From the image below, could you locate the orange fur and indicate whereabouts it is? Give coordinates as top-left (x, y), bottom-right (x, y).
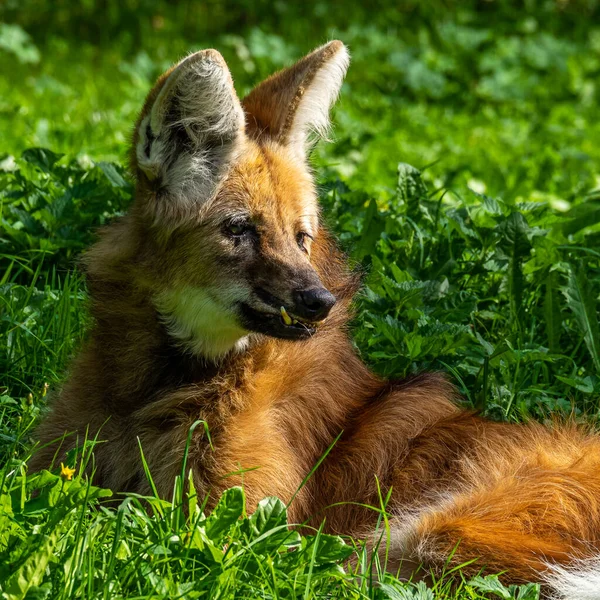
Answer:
top-left (30, 43), bottom-right (600, 592)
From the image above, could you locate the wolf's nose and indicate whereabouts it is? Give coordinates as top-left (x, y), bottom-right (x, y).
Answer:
top-left (293, 287), bottom-right (336, 321)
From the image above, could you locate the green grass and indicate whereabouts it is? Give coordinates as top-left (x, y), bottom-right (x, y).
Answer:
top-left (1, 1), bottom-right (600, 597)
top-left (0, 457), bottom-right (541, 599)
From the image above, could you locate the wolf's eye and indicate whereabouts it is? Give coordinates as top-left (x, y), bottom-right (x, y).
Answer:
top-left (296, 231), bottom-right (312, 253)
top-left (224, 220), bottom-right (252, 238)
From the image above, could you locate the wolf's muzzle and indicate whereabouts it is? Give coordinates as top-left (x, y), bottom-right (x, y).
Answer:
top-left (292, 287), bottom-right (336, 321)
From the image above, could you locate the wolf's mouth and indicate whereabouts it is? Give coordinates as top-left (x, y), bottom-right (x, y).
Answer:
top-left (278, 305), bottom-right (321, 328)
top-left (238, 303), bottom-right (321, 340)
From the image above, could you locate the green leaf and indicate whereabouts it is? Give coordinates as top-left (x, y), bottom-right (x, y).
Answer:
top-left (561, 262), bottom-right (600, 373)
top-left (562, 201), bottom-right (600, 236)
top-left (544, 270), bottom-right (562, 354)
top-left (556, 375), bottom-right (596, 394)
top-left (353, 198), bottom-right (385, 259)
top-left (468, 575), bottom-right (512, 598)
top-left (512, 582), bottom-right (541, 600)
top-left (21, 148), bottom-right (64, 172)
top-left (0, 23), bottom-right (40, 64)
top-left (248, 496), bottom-right (287, 535)
top-left (497, 212), bottom-right (531, 332)
top-left (380, 581), bottom-right (435, 599)
top-left (303, 533), bottom-right (352, 566)
top-left (2, 532), bottom-right (57, 599)
top-left (97, 161), bottom-right (128, 189)
top-left (397, 162), bottom-right (427, 219)
top-left (204, 486), bottom-right (244, 542)
top-left (245, 496), bottom-right (299, 554)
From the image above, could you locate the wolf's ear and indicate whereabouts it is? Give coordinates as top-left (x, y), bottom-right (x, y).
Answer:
top-left (242, 41), bottom-right (349, 160)
top-left (133, 50), bottom-right (245, 216)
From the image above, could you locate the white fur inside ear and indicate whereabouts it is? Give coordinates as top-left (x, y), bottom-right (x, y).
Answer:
top-left (287, 44), bottom-right (350, 158)
top-left (136, 51), bottom-right (245, 217)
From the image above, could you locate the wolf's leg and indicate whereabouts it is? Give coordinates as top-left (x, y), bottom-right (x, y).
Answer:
top-left (307, 373), bottom-right (459, 532)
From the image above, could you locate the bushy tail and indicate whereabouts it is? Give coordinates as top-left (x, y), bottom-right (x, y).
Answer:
top-left (544, 558), bottom-right (600, 600)
top-left (386, 424), bottom-right (600, 587)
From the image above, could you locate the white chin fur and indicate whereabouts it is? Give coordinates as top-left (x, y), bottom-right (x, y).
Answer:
top-left (154, 286), bottom-right (253, 361)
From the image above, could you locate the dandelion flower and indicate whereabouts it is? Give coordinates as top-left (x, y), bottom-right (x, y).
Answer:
top-left (60, 463), bottom-right (76, 481)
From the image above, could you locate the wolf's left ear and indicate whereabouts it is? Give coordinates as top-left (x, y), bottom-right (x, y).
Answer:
top-left (133, 49), bottom-right (245, 219)
top-left (242, 41), bottom-right (349, 159)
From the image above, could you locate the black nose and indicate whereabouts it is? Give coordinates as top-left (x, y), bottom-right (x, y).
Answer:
top-left (293, 287), bottom-right (336, 321)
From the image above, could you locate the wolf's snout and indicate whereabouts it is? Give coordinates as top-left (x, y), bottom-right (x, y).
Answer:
top-left (293, 287), bottom-right (336, 321)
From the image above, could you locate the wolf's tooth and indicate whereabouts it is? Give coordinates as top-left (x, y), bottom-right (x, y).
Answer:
top-left (280, 306), bottom-right (293, 326)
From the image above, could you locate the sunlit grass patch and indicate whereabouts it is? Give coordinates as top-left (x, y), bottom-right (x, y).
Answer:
top-left (0, 443), bottom-right (540, 599)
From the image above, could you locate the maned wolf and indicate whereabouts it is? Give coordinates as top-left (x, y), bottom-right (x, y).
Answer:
top-left (31, 42), bottom-right (600, 597)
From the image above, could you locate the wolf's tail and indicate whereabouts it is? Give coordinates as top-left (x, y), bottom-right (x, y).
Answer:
top-left (384, 424), bottom-right (600, 594)
top-left (544, 558), bottom-right (600, 600)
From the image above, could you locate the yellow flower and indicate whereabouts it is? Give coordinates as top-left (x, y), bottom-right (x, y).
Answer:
top-left (60, 463), bottom-right (76, 481)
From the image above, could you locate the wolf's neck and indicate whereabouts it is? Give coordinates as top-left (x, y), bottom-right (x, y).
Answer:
top-left (87, 281), bottom-right (257, 413)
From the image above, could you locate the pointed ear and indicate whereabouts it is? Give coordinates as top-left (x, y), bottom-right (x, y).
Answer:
top-left (242, 41), bottom-right (349, 159)
top-left (133, 50), bottom-right (245, 218)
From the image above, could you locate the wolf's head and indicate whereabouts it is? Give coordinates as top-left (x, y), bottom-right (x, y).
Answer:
top-left (125, 42), bottom-right (350, 360)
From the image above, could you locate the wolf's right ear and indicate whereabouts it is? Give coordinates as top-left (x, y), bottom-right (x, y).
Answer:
top-left (242, 41), bottom-right (349, 161)
top-left (133, 50), bottom-right (245, 218)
